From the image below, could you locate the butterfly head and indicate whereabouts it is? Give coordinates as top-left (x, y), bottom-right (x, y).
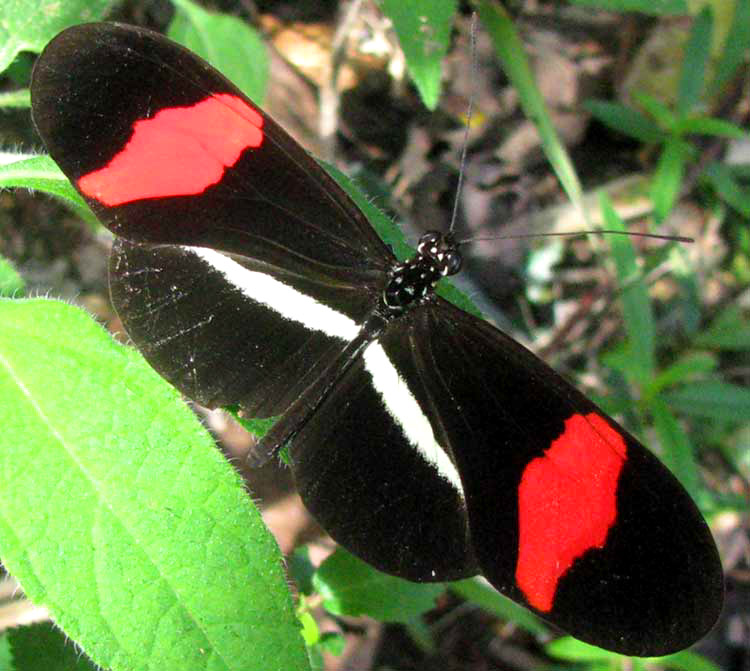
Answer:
top-left (383, 231), bottom-right (462, 313)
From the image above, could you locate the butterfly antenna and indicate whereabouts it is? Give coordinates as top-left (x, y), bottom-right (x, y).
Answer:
top-left (457, 229), bottom-right (694, 244)
top-left (449, 13), bottom-right (478, 237)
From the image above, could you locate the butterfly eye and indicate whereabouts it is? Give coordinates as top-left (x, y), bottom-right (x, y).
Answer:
top-left (442, 250), bottom-right (462, 276)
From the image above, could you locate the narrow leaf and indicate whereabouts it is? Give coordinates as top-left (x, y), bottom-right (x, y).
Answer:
top-left (584, 100), bottom-right (664, 143)
top-left (380, 0), bottom-right (456, 110)
top-left (664, 380), bottom-right (750, 421)
top-left (674, 116), bottom-right (748, 139)
top-left (649, 398), bottom-right (700, 497)
top-left (650, 137), bottom-right (691, 223)
top-left (709, 0), bottom-right (750, 95)
top-left (677, 6), bottom-right (713, 116)
top-left (565, 0), bottom-right (688, 14)
top-left (478, 1), bottom-right (586, 221)
top-left (646, 352), bottom-right (717, 395)
top-left (693, 303), bottom-right (750, 350)
top-left (633, 91), bottom-right (677, 130)
top-left (703, 162), bottom-right (750, 218)
top-left (600, 193), bottom-right (655, 379)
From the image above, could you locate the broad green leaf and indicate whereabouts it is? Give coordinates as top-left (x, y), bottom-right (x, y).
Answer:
top-left (477, 1), bottom-right (586, 221)
top-left (650, 136), bottom-right (691, 223)
top-left (0, 0), bottom-right (113, 72)
top-left (0, 299), bottom-right (308, 671)
top-left (703, 162), bottom-right (750, 218)
top-left (674, 116), bottom-right (748, 139)
top-left (450, 578), bottom-right (548, 636)
top-left (664, 380), bottom-right (750, 421)
top-left (584, 100), bottom-right (664, 143)
top-left (649, 398), bottom-right (699, 497)
top-left (314, 550), bottom-right (443, 623)
top-left (168, 0), bottom-right (269, 103)
top-left (566, 0), bottom-right (688, 14)
top-left (709, 0), bottom-right (750, 95)
top-left (379, 0), bottom-right (456, 110)
top-left (8, 622), bottom-right (99, 671)
top-left (0, 154), bottom-right (94, 224)
top-left (694, 303), bottom-right (750, 350)
top-left (0, 257), bottom-right (24, 296)
top-left (600, 193), bottom-right (655, 379)
top-left (676, 6), bottom-right (712, 117)
top-left (0, 88), bottom-right (30, 108)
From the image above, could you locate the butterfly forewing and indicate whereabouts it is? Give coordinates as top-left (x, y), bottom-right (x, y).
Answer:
top-left (30, 21), bottom-right (724, 657)
top-left (30, 22), bottom-right (391, 270)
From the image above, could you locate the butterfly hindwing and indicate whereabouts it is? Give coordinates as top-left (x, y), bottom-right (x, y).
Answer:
top-left (366, 299), bottom-right (723, 655)
top-left (110, 239), bottom-right (371, 417)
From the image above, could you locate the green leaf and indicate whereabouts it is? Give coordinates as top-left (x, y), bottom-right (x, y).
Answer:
top-left (709, 0), bottom-right (750, 95)
top-left (450, 578), bottom-right (548, 636)
top-left (584, 100), bottom-right (664, 143)
top-left (0, 256), bottom-right (24, 297)
top-left (664, 380), bottom-right (750, 421)
top-left (676, 6), bottom-right (712, 117)
top-left (0, 88), bottom-right (30, 108)
top-left (674, 116), bottom-right (748, 139)
top-left (600, 193), bottom-right (655, 379)
top-left (313, 549), bottom-right (443, 623)
top-left (650, 136), bottom-right (691, 223)
top-left (0, 299), bottom-right (308, 671)
top-left (545, 635), bottom-right (621, 661)
top-left (0, 635), bottom-right (12, 671)
top-left (478, 1), bottom-right (586, 221)
top-left (703, 162), bottom-right (750, 218)
top-left (168, 0), bottom-right (269, 103)
top-left (565, 0), bottom-right (688, 15)
top-left (658, 650), bottom-right (723, 671)
top-left (8, 622), bottom-right (99, 671)
top-left (379, 0), bottom-right (456, 110)
top-left (649, 398), bottom-right (699, 497)
top-left (0, 154), bottom-right (95, 224)
top-left (694, 303), bottom-right (750, 350)
top-left (0, 0), bottom-right (114, 72)
top-left (633, 91), bottom-right (677, 129)
top-left (646, 352), bottom-right (717, 395)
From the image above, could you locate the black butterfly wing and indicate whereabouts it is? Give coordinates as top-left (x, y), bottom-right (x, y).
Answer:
top-left (288, 296), bottom-right (723, 656)
top-left (32, 22), bottom-right (394, 418)
top-left (31, 22), bottom-right (391, 273)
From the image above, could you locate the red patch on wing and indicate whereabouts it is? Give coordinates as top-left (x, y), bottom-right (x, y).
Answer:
top-left (78, 93), bottom-right (263, 206)
top-left (515, 412), bottom-right (627, 612)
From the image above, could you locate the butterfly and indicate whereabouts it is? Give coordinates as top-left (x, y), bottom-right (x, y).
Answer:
top-left (30, 21), bottom-right (723, 656)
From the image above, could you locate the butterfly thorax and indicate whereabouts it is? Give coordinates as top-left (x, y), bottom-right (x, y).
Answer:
top-left (383, 231), bottom-right (462, 313)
